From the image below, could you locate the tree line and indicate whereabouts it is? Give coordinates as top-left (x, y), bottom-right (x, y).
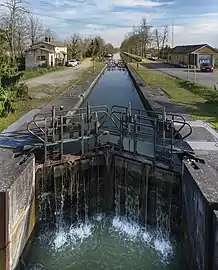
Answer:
top-left (67, 33), bottom-right (114, 61)
top-left (120, 18), bottom-right (171, 59)
top-left (0, 0), bottom-right (114, 118)
top-left (0, 0), bottom-right (114, 62)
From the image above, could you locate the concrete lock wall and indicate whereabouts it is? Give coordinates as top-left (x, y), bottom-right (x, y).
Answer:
top-left (213, 211), bottom-right (218, 270)
top-left (182, 163), bottom-right (218, 270)
top-left (0, 156), bottom-right (36, 270)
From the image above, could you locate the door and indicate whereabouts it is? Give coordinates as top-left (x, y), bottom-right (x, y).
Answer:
top-left (51, 55), bottom-right (54, 67)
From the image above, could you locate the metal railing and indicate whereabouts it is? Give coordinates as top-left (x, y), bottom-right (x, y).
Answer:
top-left (27, 103), bottom-right (193, 165)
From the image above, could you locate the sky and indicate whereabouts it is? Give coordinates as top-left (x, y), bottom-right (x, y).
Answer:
top-left (3, 0), bottom-right (218, 47)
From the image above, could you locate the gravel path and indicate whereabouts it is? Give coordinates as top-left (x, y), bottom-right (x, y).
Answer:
top-left (24, 59), bottom-right (92, 88)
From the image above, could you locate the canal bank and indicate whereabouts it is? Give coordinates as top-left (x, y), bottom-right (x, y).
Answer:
top-left (126, 63), bottom-right (218, 270)
top-left (22, 62), bottom-right (188, 270)
top-left (0, 63), bottom-right (107, 270)
top-left (0, 55), bottom-right (217, 270)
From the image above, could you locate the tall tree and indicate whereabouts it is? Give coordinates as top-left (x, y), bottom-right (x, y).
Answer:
top-left (26, 12), bottom-right (44, 45)
top-left (0, 0), bottom-right (29, 59)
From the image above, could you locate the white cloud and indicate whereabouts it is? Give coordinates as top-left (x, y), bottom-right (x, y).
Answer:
top-left (169, 17), bottom-right (218, 47)
top-left (27, 0), bottom-right (218, 47)
top-left (112, 0), bottom-right (173, 7)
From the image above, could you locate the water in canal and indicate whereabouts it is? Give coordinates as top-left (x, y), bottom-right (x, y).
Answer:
top-left (23, 63), bottom-right (189, 270)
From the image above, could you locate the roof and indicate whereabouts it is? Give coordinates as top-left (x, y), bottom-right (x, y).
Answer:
top-left (171, 44), bottom-right (218, 54)
top-left (25, 47), bottom-right (54, 53)
top-left (31, 41), bottom-right (67, 48)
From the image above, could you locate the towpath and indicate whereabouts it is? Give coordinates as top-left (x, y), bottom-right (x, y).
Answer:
top-left (24, 59), bottom-right (92, 89)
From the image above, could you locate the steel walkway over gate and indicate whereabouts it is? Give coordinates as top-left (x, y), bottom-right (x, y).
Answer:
top-left (26, 103), bottom-right (193, 167)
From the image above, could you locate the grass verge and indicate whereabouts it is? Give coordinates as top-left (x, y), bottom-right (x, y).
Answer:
top-left (131, 63), bottom-right (218, 128)
top-left (0, 61), bottom-right (104, 131)
top-left (20, 66), bottom-right (68, 80)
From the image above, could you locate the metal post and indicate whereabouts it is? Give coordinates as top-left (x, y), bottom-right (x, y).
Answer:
top-left (51, 105), bottom-right (56, 142)
top-left (120, 113), bottom-right (124, 151)
top-left (162, 107), bottom-right (166, 145)
top-left (194, 65), bottom-right (196, 83)
top-left (187, 54), bottom-right (189, 81)
top-left (60, 115), bottom-right (64, 159)
top-left (86, 102), bottom-right (91, 123)
top-left (81, 114), bottom-right (85, 154)
top-left (170, 120), bottom-right (174, 168)
top-left (44, 118), bottom-right (47, 163)
top-left (133, 115), bottom-right (137, 155)
top-left (153, 118), bottom-right (157, 167)
top-left (95, 112), bottom-right (99, 147)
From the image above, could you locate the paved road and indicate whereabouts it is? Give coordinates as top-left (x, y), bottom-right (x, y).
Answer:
top-left (25, 59), bottom-right (91, 88)
top-left (143, 61), bottom-right (218, 89)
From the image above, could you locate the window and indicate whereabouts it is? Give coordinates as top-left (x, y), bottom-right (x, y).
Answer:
top-left (37, 56), bottom-right (46, 61)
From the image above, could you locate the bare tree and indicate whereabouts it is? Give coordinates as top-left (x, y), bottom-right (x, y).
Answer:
top-left (68, 33), bottom-right (83, 59)
top-left (15, 15), bottom-right (27, 56)
top-left (44, 28), bottom-right (56, 42)
top-left (154, 29), bottom-right (161, 56)
top-left (138, 18), bottom-right (153, 57)
top-left (26, 12), bottom-right (44, 45)
top-left (161, 25), bottom-right (168, 58)
top-left (0, 0), bottom-right (29, 59)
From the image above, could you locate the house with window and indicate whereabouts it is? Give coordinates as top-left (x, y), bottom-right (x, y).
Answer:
top-left (24, 38), bottom-right (67, 70)
top-left (167, 44), bottom-right (218, 68)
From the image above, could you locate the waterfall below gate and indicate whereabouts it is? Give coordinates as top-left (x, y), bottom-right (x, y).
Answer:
top-left (22, 153), bottom-right (188, 270)
top-left (20, 61), bottom-right (191, 270)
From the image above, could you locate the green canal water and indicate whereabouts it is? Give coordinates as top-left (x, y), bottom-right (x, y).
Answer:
top-left (23, 58), bottom-right (190, 269)
top-left (25, 215), bottom-right (188, 270)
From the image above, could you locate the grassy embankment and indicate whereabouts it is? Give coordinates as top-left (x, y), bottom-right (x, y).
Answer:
top-left (0, 61), bottom-right (103, 131)
top-left (131, 63), bottom-right (218, 128)
top-left (21, 66), bottom-right (67, 80)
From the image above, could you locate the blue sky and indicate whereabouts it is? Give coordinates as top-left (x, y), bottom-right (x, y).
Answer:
top-left (8, 0), bottom-right (218, 46)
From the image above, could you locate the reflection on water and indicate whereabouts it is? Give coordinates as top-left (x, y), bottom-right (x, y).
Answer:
top-left (24, 215), bottom-right (187, 270)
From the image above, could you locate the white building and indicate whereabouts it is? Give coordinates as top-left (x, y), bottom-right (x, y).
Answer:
top-left (24, 38), bottom-right (67, 70)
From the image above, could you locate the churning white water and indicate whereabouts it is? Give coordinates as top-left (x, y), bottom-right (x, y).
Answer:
top-left (25, 214), bottom-right (186, 270)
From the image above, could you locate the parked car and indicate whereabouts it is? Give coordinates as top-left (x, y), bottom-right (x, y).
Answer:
top-left (200, 63), bottom-right (214, 72)
top-left (174, 61), bottom-right (187, 68)
top-left (67, 59), bottom-right (78, 67)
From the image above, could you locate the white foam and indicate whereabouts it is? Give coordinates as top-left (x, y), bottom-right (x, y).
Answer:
top-left (93, 213), bottom-right (104, 221)
top-left (153, 236), bottom-right (173, 260)
top-left (112, 216), bottom-right (173, 262)
top-left (70, 223), bottom-right (93, 244)
top-left (142, 231), bottom-right (152, 244)
top-left (54, 228), bottom-right (68, 250)
top-left (112, 217), bottom-right (140, 239)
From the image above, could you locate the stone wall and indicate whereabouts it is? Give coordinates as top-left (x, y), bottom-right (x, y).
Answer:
top-left (213, 211), bottom-right (218, 270)
top-left (182, 162), bottom-right (218, 270)
top-left (0, 155), bottom-right (35, 270)
top-left (182, 163), bottom-right (207, 270)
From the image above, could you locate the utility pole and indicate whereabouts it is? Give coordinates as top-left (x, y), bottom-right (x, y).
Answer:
top-left (194, 54), bottom-right (196, 83)
top-left (187, 53), bottom-right (190, 81)
top-left (171, 22), bottom-right (174, 48)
